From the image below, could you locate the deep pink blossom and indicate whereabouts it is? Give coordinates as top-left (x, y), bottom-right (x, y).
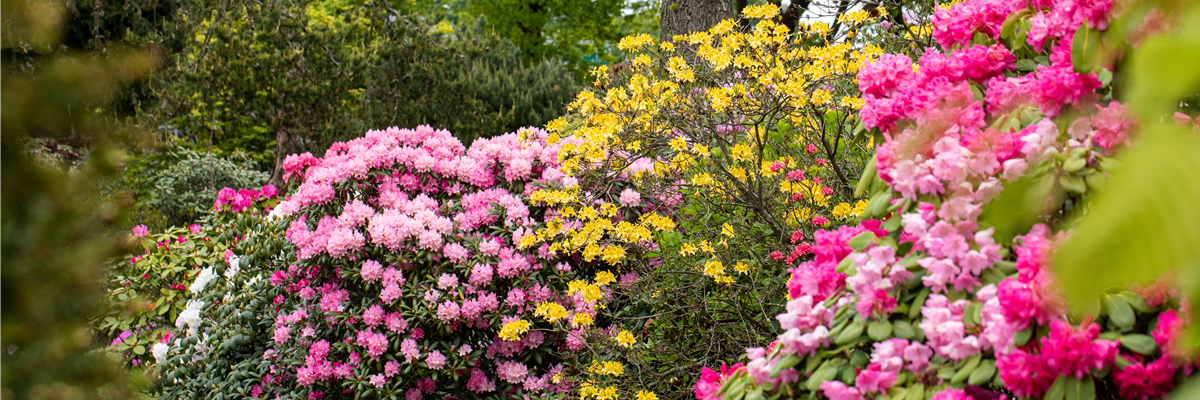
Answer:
top-left (1114, 356), bottom-right (1177, 400)
top-left (695, 363), bottom-right (743, 400)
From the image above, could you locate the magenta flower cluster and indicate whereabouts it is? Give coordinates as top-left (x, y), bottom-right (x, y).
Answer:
top-left (703, 1), bottom-right (1190, 399)
top-left (214, 184), bottom-right (278, 212)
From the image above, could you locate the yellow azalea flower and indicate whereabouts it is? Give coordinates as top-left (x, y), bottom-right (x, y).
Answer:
top-left (703, 259), bottom-right (725, 277)
top-left (832, 202), bottom-right (854, 220)
top-left (721, 223), bottom-right (736, 238)
top-left (691, 173), bottom-right (715, 186)
top-left (617, 33), bottom-right (655, 51)
top-left (615, 330), bottom-right (636, 347)
top-left (595, 270), bottom-right (617, 286)
top-left (596, 386), bottom-right (618, 400)
top-left (535, 302), bottom-right (568, 323)
top-left (731, 143), bottom-right (753, 161)
top-left (742, 3), bottom-right (780, 19)
top-left (729, 166), bottom-right (748, 182)
top-left (637, 390), bottom-right (659, 400)
top-left (498, 319), bottom-right (531, 342)
top-left (668, 137), bottom-right (688, 152)
top-left (572, 313), bottom-right (594, 327)
top-left (735, 261), bottom-right (751, 274)
top-left (667, 56), bottom-right (695, 82)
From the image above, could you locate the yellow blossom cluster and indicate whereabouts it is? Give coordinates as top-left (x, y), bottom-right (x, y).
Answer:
top-left (579, 382), bottom-right (619, 400)
top-left (498, 319), bottom-right (531, 342)
top-left (636, 390), bottom-right (659, 400)
top-left (534, 301), bottom-right (568, 323)
top-left (588, 361), bottom-right (625, 376)
top-left (615, 330), bottom-right (636, 347)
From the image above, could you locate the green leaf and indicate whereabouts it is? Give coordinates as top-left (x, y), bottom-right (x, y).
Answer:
top-left (1072, 22), bottom-right (1103, 73)
top-left (968, 362), bottom-right (997, 385)
top-left (908, 289), bottom-right (929, 319)
top-left (806, 363), bottom-right (840, 391)
top-left (951, 354), bottom-right (981, 383)
top-left (1169, 376), bottom-right (1200, 400)
top-left (1117, 291), bottom-right (1153, 313)
top-left (1103, 294), bottom-right (1136, 329)
top-left (1098, 68), bottom-right (1113, 87)
top-left (980, 174), bottom-right (1060, 245)
top-left (1063, 157), bottom-right (1087, 173)
top-left (1120, 334), bottom-right (1158, 355)
top-left (1127, 16), bottom-right (1200, 117)
top-left (1045, 375), bottom-right (1068, 400)
top-left (1015, 58), bottom-right (1038, 71)
top-left (770, 354), bottom-right (803, 377)
top-left (868, 320), bottom-right (893, 341)
top-left (1059, 174), bottom-right (1087, 194)
top-left (1000, 12), bottom-right (1022, 40)
top-left (893, 320), bottom-right (916, 339)
top-left (1066, 375), bottom-right (1096, 400)
top-left (905, 384), bottom-right (924, 400)
top-left (834, 321), bottom-right (864, 345)
top-left (856, 157), bottom-right (878, 197)
top-left (864, 191), bottom-right (892, 218)
top-left (848, 232), bottom-right (876, 251)
top-left (1014, 327), bottom-right (1033, 346)
top-left (1055, 130), bottom-right (1200, 309)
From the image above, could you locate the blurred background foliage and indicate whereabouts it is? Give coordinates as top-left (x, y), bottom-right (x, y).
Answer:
top-left (1, 0), bottom-right (151, 398)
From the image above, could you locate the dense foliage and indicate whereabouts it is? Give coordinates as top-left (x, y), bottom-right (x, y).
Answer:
top-left (27, 1), bottom-right (1200, 400)
top-left (102, 144), bottom-right (270, 229)
top-left (95, 185), bottom-right (279, 369)
top-left (142, 0), bottom-right (579, 172)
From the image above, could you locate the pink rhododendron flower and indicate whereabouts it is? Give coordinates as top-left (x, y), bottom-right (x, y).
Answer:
top-left (930, 388), bottom-right (973, 400)
top-left (997, 350), bottom-right (1057, 398)
top-left (820, 381), bottom-right (864, 400)
top-left (496, 361), bottom-right (529, 384)
top-left (695, 363), bottom-right (744, 400)
top-left (1115, 356), bottom-right (1177, 400)
top-left (1040, 319), bottom-right (1118, 378)
top-left (618, 188), bottom-right (642, 207)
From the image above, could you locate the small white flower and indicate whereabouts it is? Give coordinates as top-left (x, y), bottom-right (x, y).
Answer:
top-left (152, 342), bottom-right (170, 364)
top-left (175, 300), bottom-right (204, 335)
top-left (189, 267), bottom-right (215, 294)
top-left (224, 255), bottom-right (241, 279)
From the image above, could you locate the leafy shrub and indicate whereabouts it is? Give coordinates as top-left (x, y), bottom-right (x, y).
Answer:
top-left (104, 144), bottom-right (269, 230)
top-left (149, 210), bottom-right (293, 399)
top-left (95, 185), bottom-right (279, 368)
top-left (706, 1), bottom-right (1194, 399)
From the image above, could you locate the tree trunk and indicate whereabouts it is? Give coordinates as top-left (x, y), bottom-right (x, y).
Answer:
top-left (660, 0), bottom-right (734, 41)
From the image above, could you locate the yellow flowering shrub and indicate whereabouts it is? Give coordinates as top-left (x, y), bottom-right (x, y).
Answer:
top-left (536, 3), bottom-right (927, 398)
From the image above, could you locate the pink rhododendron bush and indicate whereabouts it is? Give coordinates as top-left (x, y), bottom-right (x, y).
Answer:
top-left (225, 125), bottom-right (627, 398)
top-left (700, 1), bottom-right (1195, 400)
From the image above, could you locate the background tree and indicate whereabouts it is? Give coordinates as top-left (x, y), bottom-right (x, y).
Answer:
top-left (660, 0), bottom-right (733, 40)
